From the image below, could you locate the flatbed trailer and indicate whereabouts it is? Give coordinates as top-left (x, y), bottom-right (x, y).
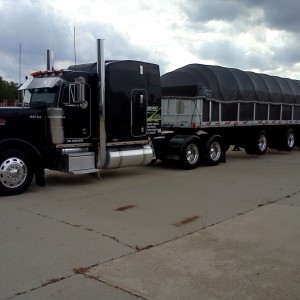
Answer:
top-left (152, 64), bottom-right (300, 167)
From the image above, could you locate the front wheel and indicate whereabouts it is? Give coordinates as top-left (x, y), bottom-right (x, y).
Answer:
top-left (0, 150), bottom-right (34, 196)
top-left (180, 142), bottom-right (200, 170)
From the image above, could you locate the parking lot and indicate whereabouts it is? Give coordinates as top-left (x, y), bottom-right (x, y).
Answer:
top-left (1, 149), bottom-right (300, 299)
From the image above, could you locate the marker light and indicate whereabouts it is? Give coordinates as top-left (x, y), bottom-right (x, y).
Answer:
top-left (30, 69), bottom-right (64, 77)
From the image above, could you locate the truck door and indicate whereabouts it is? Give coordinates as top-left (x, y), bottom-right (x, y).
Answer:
top-left (131, 89), bottom-right (147, 137)
top-left (60, 79), bottom-right (92, 143)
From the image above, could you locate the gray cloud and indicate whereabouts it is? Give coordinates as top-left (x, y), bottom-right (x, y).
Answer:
top-left (182, 0), bottom-right (300, 31)
top-left (260, 0), bottom-right (300, 32)
top-left (181, 0), bottom-right (252, 23)
top-left (0, 0), bottom-right (71, 81)
top-left (272, 43), bottom-right (300, 67)
top-left (191, 39), bottom-right (275, 71)
top-left (0, 0), bottom-right (168, 82)
top-left (73, 24), bottom-right (167, 68)
top-left (181, 0), bottom-right (300, 76)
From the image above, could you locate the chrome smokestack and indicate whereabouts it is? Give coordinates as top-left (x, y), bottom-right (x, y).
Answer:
top-left (46, 49), bottom-right (54, 70)
top-left (97, 39), bottom-right (106, 168)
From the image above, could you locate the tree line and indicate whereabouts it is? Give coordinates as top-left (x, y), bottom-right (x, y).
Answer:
top-left (0, 76), bottom-right (19, 101)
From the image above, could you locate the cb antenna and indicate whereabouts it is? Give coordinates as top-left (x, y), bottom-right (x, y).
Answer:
top-left (74, 26), bottom-right (77, 67)
top-left (19, 43), bottom-right (21, 85)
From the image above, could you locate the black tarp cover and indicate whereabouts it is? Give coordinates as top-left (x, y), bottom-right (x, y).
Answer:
top-left (161, 64), bottom-right (300, 104)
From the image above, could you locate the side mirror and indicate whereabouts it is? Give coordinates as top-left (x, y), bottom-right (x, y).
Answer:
top-left (75, 77), bottom-right (88, 109)
top-left (61, 78), bottom-right (89, 109)
top-left (76, 84), bottom-right (85, 102)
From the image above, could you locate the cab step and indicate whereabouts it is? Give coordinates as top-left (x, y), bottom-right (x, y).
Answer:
top-left (62, 151), bottom-right (99, 174)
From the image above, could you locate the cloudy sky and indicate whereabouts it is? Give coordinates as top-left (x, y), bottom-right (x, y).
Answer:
top-left (1, 0), bottom-right (300, 83)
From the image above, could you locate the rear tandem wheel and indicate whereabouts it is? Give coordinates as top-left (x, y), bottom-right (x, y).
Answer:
top-left (277, 128), bottom-right (295, 152)
top-left (245, 131), bottom-right (268, 155)
top-left (205, 137), bottom-right (223, 166)
top-left (180, 141), bottom-right (200, 170)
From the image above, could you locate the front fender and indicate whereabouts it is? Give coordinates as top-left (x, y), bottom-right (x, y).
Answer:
top-left (0, 138), bottom-right (42, 167)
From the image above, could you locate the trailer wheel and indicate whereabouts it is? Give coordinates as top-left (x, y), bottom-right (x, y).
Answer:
top-left (0, 150), bottom-right (34, 196)
top-left (277, 128), bottom-right (295, 152)
top-left (205, 138), bottom-right (223, 166)
top-left (245, 131), bottom-right (268, 155)
top-left (181, 141), bottom-right (200, 170)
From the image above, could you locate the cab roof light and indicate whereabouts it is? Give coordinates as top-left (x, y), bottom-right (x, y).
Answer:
top-left (30, 69), bottom-right (64, 77)
top-left (30, 71), bottom-right (42, 77)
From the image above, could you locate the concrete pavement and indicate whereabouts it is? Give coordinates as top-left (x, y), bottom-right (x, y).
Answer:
top-left (1, 149), bottom-right (300, 299)
top-left (87, 202), bottom-right (300, 299)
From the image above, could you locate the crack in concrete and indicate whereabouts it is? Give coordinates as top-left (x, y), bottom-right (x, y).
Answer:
top-left (87, 276), bottom-right (149, 300)
top-left (19, 208), bottom-right (164, 251)
top-left (256, 190), bottom-right (300, 208)
top-left (18, 208), bottom-right (134, 250)
top-left (4, 275), bottom-right (73, 300)
top-left (73, 267), bottom-right (148, 299)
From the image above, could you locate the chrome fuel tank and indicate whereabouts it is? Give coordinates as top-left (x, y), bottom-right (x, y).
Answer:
top-left (104, 144), bottom-right (154, 169)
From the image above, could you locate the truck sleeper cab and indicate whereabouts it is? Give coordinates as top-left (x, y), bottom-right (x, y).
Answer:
top-left (0, 56), bottom-right (162, 195)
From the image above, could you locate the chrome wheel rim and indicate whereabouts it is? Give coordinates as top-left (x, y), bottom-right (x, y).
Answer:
top-left (258, 135), bottom-right (267, 152)
top-left (0, 157), bottom-right (27, 188)
top-left (287, 132), bottom-right (295, 148)
top-left (186, 144), bottom-right (199, 165)
top-left (210, 141), bottom-right (221, 162)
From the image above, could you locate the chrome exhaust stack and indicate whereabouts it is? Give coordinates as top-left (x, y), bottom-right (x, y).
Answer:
top-left (97, 39), bottom-right (107, 168)
top-left (46, 49), bottom-right (54, 70)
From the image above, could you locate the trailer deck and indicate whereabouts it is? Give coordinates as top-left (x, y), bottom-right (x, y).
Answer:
top-left (162, 96), bottom-right (300, 129)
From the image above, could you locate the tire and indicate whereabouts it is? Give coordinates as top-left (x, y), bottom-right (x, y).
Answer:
top-left (245, 131), bottom-right (268, 155)
top-left (0, 150), bottom-right (34, 196)
top-left (180, 141), bottom-right (200, 170)
top-left (205, 138), bottom-right (223, 166)
top-left (277, 128), bottom-right (295, 152)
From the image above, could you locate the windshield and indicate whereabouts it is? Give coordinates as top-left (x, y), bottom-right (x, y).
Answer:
top-left (22, 87), bottom-right (58, 106)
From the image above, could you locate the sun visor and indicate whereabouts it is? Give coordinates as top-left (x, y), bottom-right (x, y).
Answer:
top-left (18, 77), bottom-right (64, 90)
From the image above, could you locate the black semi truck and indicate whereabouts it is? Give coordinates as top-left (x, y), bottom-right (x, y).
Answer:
top-left (0, 39), bottom-right (300, 195)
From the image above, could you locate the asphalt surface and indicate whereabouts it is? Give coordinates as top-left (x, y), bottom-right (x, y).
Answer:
top-left (1, 149), bottom-right (300, 299)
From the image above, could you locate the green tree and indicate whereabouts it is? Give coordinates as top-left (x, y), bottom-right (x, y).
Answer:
top-left (0, 76), bottom-right (18, 101)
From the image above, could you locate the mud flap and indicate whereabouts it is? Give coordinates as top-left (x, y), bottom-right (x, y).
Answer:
top-left (35, 168), bottom-right (45, 187)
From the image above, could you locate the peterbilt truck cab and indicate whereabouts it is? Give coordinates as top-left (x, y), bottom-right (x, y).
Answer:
top-left (0, 55), bottom-right (162, 195)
